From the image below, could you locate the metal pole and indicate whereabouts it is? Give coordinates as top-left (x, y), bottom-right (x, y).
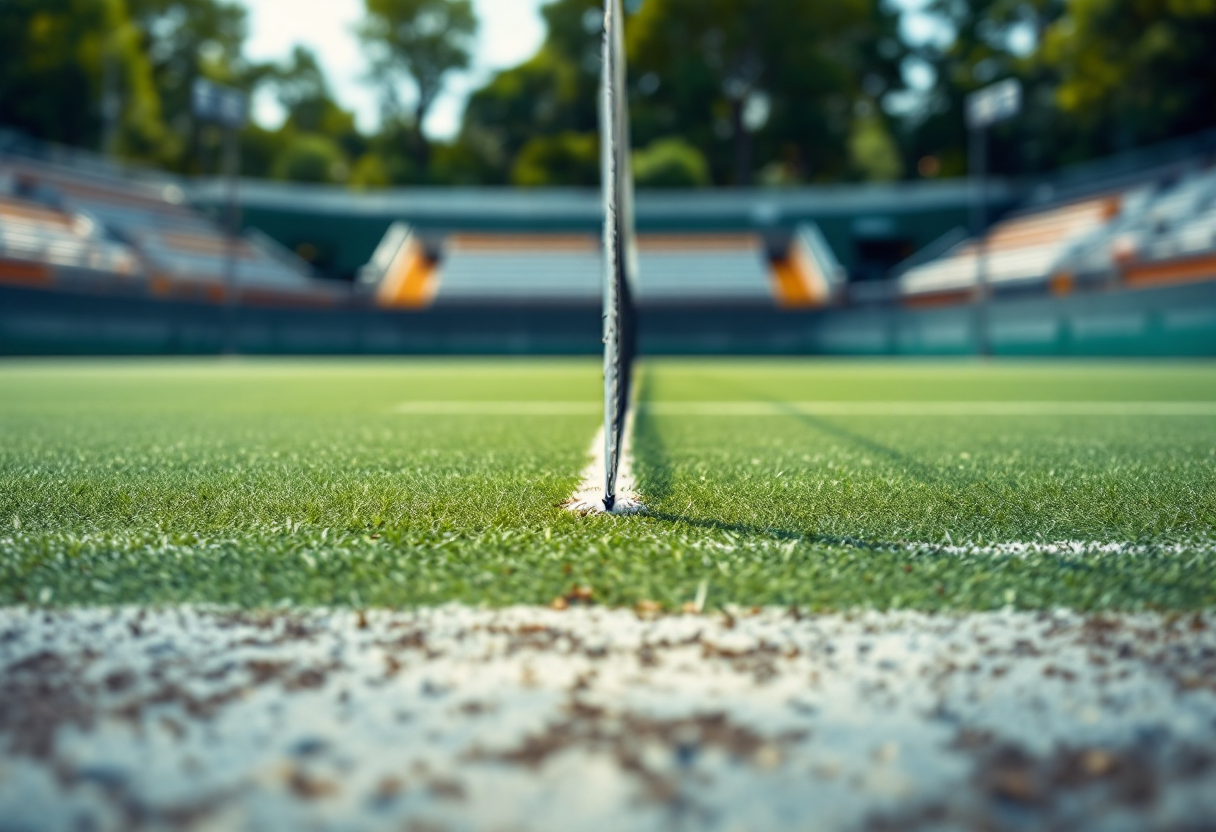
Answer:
top-left (971, 124), bottom-right (990, 357)
top-left (102, 39), bottom-right (120, 158)
top-left (222, 125), bottom-right (241, 354)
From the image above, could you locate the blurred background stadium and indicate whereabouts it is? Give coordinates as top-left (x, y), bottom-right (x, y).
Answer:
top-left (1, 0), bottom-right (1215, 356)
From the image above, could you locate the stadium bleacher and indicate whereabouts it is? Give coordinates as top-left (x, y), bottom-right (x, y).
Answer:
top-left (2, 124), bottom-right (1214, 359)
top-left (436, 235), bottom-right (600, 304)
top-left (897, 197), bottom-right (1118, 299)
top-left (634, 235), bottom-right (775, 304)
top-left (356, 226), bottom-right (842, 309)
top-left (431, 233), bottom-right (776, 305)
top-left (0, 192), bottom-right (138, 277)
top-left (0, 146), bottom-right (336, 303)
top-left (898, 163), bottom-right (1216, 302)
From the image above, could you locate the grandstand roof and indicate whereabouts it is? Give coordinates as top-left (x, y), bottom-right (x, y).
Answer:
top-left (189, 179), bottom-right (1003, 233)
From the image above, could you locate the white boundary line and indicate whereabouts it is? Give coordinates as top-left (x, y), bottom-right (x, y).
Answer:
top-left (394, 401), bottom-right (1216, 417)
top-left (564, 401), bottom-right (645, 516)
top-left (909, 539), bottom-right (1216, 557)
top-left (394, 401), bottom-right (599, 415)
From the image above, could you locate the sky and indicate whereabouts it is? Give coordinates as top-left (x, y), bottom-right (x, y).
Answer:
top-left (243, 0), bottom-right (943, 140)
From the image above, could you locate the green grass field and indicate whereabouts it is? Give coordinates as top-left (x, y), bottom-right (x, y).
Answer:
top-left (2, 358), bottom-right (1214, 611)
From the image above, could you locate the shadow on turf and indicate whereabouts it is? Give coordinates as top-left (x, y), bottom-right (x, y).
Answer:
top-left (712, 372), bottom-right (954, 487)
top-left (631, 377), bottom-right (901, 553)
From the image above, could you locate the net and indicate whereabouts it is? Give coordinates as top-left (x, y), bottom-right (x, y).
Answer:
top-left (600, 0), bottom-right (638, 513)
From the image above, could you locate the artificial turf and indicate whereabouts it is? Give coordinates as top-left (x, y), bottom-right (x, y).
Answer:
top-left (1, 358), bottom-right (1214, 611)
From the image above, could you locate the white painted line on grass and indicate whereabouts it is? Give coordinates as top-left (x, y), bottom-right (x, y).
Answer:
top-left (565, 402), bottom-right (645, 516)
top-left (395, 401), bottom-right (599, 415)
top-left (902, 539), bottom-right (1216, 558)
top-left (395, 401), bottom-right (1216, 417)
top-left (645, 401), bottom-right (1216, 417)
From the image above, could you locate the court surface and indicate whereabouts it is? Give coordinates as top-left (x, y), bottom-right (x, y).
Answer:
top-left (2, 358), bottom-right (1215, 831)
top-left (2, 358), bottom-right (1214, 610)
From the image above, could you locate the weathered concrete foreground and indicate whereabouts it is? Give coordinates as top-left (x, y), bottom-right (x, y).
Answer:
top-left (1, 606), bottom-right (1214, 831)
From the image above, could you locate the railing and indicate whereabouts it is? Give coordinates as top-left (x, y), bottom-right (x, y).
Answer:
top-left (793, 222), bottom-right (847, 297)
top-left (890, 227), bottom-right (969, 281)
top-left (244, 227), bottom-right (325, 283)
top-left (0, 129), bottom-right (176, 193)
top-left (357, 221), bottom-right (413, 290)
top-left (1027, 128), bottom-right (1216, 206)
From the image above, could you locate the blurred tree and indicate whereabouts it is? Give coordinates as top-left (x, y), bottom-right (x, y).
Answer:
top-left (272, 133), bottom-right (349, 183)
top-left (263, 46), bottom-right (366, 183)
top-left (274, 48), bottom-right (356, 139)
top-left (627, 0), bottom-right (897, 185)
top-left (511, 131), bottom-right (599, 187)
top-left (535, 0), bottom-right (605, 130)
top-left (903, 0), bottom-right (1066, 177)
top-left (349, 118), bottom-right (423, 185)
top-left (428, 137), bottom-right (501, 185)
top-left (239, 123), bottom-right (284, 181)
top-left (902, 0), bottom-right (1216, 177)
top-left (633, 137), bottom-right (711, 187)
top-left (126, 0), bottom-right (261, 172)
top-left (457, 0), bottom-right (601, 185)
top-left (0, 0), bottom-right (166, 156)
top-left (849, 108), bottom-right (904, 181)
top-left (349, 151), bottom-right (393, 188)
top-left (359, 0), bottom-right (477, 171)
top-left (461, 53), bottom-right (582, 185)
top-left (1041, 0), bottom-right (1216, 155)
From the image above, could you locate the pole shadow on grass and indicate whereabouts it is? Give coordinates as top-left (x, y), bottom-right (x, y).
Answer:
top-left (707, 371), bottom-right (958, 488)
top-left (631, 373), bottom-right (674, 503)
top-left (631, 370), bottom-right (902, 553)
top-left (627, 371), bottom-right (1191, 591)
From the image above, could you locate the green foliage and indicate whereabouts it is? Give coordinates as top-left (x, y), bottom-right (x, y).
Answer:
top-left (272, 133), bottom-right (349, 184)
top-left (1041, 0), bottom-right (1216, 152)
top-left (3, 0), bottom-right (1212, 188)
top-left (354, 118), bottom-right (424, 184)
top-left (460, 0), bottom-right (908, 186)
top-left (457, 0), bottom-right (602, 186)
top-left (905, 0), bottom-right (1216, 177)
top-left (258, 46), bottom-right (365, 185)
top-left (627, 0), bottom-right (900, 185)
top-left (633, 137), bottom-right (711, 188)
top-left (360, 0), bottom-right (477, 169)
top-left (0, 0), bottom-right (165, 155)
top-left (273, 47), bottom-right (359, 145)
top-left (1, 360), bottom-right (1215, 612)
top-left (462, 53), bottom-right (586, 185)
top-left (512, 132), bottom-right (599, 187)
top-left (349, 152), bottom-right (393, 189)
top-left (849, 110), bottom-right (904, 181)
top-left (127, 0), bottom-right (256, 172)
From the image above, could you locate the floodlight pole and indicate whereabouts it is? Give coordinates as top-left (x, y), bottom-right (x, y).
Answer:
top-left (101, 36), bottom-right (121, 158)
top-left (194, 78), bottom-right (248, 356)
top-left (222, 123), bottom-right (241, 355)
top-left (970, 122), bottom-right (990, 357)
top-left (965, 78), bottom-right (1020, 359)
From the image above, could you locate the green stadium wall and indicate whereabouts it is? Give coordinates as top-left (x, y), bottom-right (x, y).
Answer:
top-left (2, 281), bottom-right (1214, 357)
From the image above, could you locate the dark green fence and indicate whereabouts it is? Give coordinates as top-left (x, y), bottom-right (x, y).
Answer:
top-left (2, 281), bottom-right (1214, 357)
